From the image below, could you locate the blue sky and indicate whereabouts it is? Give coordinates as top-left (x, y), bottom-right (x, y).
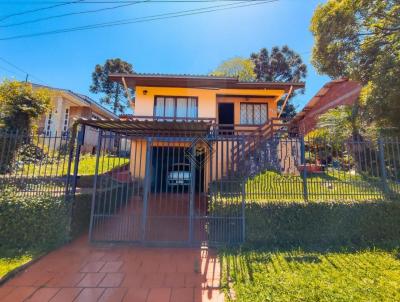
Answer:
top-left (0, 0), bottom-right (330, 112)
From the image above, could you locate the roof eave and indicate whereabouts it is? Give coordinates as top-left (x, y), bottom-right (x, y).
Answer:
top-left (109, 73), bottom-right (305, 92)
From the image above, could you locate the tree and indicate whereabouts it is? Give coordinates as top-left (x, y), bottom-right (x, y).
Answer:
top-left (310, 0), bottom-right (400, 130)
top-left (313, 106), bottom-right (355, 143)
top-left (0, 80), bottom-right (51, 132)
top-left (309, 105), bottom-right (377, 143)
top-left (250, 46), bottom-right (307, 119)
top-left (210, 57), bottom-right (256, 81)
top-left (0, 80), bottom-right (52, 173)
top-left (90, 58), bottom-right (134, 114)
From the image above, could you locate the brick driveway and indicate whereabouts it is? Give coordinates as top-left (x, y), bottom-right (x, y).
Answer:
top-left (0, 236), bottom-right (224, 302)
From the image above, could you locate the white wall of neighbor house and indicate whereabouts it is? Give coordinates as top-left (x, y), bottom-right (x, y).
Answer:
top-left (44, 96), bottom-right (71, 135)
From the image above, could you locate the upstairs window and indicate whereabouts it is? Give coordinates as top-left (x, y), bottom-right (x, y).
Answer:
top-left (154, 96), bottom-right (198, 118)
top-left (240, 103), bottom-right (268, 125)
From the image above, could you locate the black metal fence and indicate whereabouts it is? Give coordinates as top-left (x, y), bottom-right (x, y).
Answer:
top-left (236, 135), bottom-right (400, 202)
top-left (0, 131), bottom-right (74, 197)
top-left (2, 126), bottom-right (400, 247)
top-left (1, 129), bottom-right (400, 204)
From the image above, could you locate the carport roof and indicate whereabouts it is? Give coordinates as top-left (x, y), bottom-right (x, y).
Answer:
top-left (77, 116), bottom-right (215, 137)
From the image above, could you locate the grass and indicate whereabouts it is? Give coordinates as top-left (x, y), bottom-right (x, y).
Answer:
top-left (245, 170), bottom-right (390, 202)
top-left (0, 248), bottom-right (43, 279)
top-left (221, 247), bottom-right (400, 302)
top-left (19, 154), bottom-right (129, 177)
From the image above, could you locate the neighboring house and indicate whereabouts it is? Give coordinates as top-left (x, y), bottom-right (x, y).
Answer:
top-left (291, 78), bottom-right (362, 135)
top-left (32, 83), bottom-right (118, 153)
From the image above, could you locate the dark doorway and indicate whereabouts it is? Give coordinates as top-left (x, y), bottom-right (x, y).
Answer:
top-left (218, 103), bottom-right (234, 125)
top-left (218, 103), bottom-right (234, 134)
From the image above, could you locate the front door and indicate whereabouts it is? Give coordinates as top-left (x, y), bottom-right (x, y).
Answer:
top-left (218, 103), bottom-right (234, 134)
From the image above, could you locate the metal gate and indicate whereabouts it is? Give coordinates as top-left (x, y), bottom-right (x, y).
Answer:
top-left (85, 120), bottom-right (246, 247)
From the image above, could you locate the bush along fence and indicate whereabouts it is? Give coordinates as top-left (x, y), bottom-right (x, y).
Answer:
top-left (0, 128), bottom-right (127, 249)
top-left (245, 200), bottom-right (400, 248)
top-left (0, 129), bottom-right (88, 250)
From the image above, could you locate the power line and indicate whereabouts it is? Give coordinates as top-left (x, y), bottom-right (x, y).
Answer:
top-left (0, 0), bottom-right (278, 40)
top-left (0, 0), bottom-right (85, 22)
top-left (0, 64), bottom-right (19, 76)
top-left (0, 0), bottom-right (148, 27)
top-left (0, 0), bottom-right (271, 26)
top-left (0, 57), bottom-right (49, 85)
top-left (0, 0), bottom-right (267, 3)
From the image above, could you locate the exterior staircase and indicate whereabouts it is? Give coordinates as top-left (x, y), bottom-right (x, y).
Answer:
top-left (229, 118), bottom-right (301, 179)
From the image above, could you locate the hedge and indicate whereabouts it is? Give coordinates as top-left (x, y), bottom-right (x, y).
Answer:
top-left (245, 200), bottom-right (400, 248)
top-left (70, 194), bottom-right (92, 239)
top-left (0, 191), bottom-right (92, 250)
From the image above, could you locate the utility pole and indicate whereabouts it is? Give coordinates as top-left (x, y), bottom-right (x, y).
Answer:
top-left (25, 74), bottom-right (29, 83)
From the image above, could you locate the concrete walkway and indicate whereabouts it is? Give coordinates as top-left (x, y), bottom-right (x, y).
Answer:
top-left (0, 236), bottom-right (224, 302)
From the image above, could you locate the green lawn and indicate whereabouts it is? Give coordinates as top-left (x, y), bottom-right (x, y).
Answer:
top-left (0, 248), bottom-right (43, 279)
top-left (20, 154), bottom-right (129, 177)
top-left (246, 170), bottom-right (389, 202)
top-left (221, 248), bottom-right (400, 302)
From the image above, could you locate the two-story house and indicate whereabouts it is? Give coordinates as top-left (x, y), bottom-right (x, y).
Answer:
top-left (106, 73), bottom-right (304, 184)
top-left (80, 73), bottom-right (305, 244)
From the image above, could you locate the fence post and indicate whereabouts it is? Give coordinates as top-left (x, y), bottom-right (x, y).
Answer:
top-left (241, 179), bottom-right (246, 243)
top-left (300, 136), bottom-right (308, 202)
top-left (71, 125), bottom-right (85, 197)
top-left (88, 130), bottom-right (103, 242)
top-left (65, 127), bottom-right (77, 199)
top-left (378, 135), bottom-right (389, 195)
top-left (189, 144), bottom-right (196, 244)
top-left (141, 137), bottom-right (152, 242)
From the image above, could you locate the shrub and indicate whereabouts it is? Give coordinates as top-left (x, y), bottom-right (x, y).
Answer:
top-left (70, 194), bottom-right (92, 239)
top-left (0, 191), bottom-right (69, 249)
top-left (245, 200), bottom-right (400, 248)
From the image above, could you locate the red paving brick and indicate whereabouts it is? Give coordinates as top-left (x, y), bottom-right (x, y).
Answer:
top-left (77, 272), bottom-right (106, 287)
top-left (2, 286), bottom-right (37, 302)
top-left (0, 235), bottom-right (224, 301)
top-left (98, 287), bottom-right (127, 302)
top-left (123, 288), bottom-right (149, 302)
top-left (147, 288), bottom-right (171, 302)
top-left (171, 288), bottom-right (194, 302)
top-left (74, 288), bottom-right (105, 302)
top-left (25, 287), bottom-right (60, 302)
top-left (80, 261), bottom-right (106, 273)
top-left (49, 288), bottom-right (82, 302)
top-left (100, 261), bottom-right (124, 272)
top-left (46, 272), bottom-right (85, 287)
top-left (0, 286), bottom-right (14, 300)
top-left (164, 272), bottom-right (185, 287)
top-left (99, 273), bottom-right (125, 287)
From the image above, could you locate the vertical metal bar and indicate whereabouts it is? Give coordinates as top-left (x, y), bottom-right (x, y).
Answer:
top-left (71, 125), bottom-right (85, 197)
top-left (141, 137), bottom-right (152, 242)
top-left (300, 135), bottom-right (308, 202)
top-left (378, 135), bottom-right (389, 195)
top-left (241, 177), bottom-right (246, 243)
top-left (65, 126), bottom-right (77, 199)
top-left (88, 130), bottom-right (103, 242)
top-left (189, 143), bottom-right (196, 244)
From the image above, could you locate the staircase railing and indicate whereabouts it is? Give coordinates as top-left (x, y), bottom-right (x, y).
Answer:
top-left (230, 118), bottom-right (289, 165)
